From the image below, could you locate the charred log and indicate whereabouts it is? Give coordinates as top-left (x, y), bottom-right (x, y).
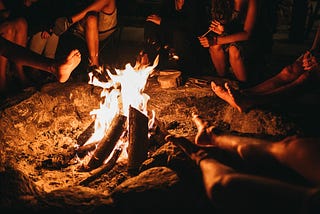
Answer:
top-left (86, 114), bottom-right (127, 170)
top-left (76, 121), bottom-right (95, 147)
top-left (76, 142), bottom-right (99, 158)
top-left (79, 146), bottom-right (123, 186)
top-left (127, 106), bottom-right (149, 175)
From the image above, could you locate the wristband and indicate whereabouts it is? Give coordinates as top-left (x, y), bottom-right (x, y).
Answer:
top-left (67, 16), bottom-right (73, 24)
top-left (209, 36), bottom-right (218, 46)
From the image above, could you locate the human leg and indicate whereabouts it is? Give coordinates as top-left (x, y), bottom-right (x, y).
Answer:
top-left (0, 56), bottom-right (7, 92)
top-left (10, 18), bottom-right (28, 85)
top-left (167, 134), bottom-right (317, 214)
top-left (0, 36), bottom-right (81, 83)
top-left (84, 13), bottom-right (99, 66)
top-left (0, 18), bottom-right (28, 90)
top-left (208, 45), bottom-right (227, 77)
top-left (243, 53), bottom-right (305, 95)
top-left (228, 45), bottom-right (247, 82)
top-left (193, 114), bottom-right (320, 185)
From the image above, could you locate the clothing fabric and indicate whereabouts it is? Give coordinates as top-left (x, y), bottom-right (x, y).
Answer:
top-left (72, 9), bottom-right (118, 42)
top-left (98, 9), bottom-right (117, 41)
top-left (29, 32), bottom-right (59, 59)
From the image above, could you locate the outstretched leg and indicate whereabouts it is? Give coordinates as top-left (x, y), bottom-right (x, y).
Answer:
top-left (168, 115), bottom-right (320, 214)
top-left (0, 36), bottom-right (81, 83)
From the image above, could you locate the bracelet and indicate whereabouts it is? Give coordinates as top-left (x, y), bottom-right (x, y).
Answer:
top-left (213, 36), bottom-right (218, 45)
top-left (67, 16), bottom-right (73, 24)
top-left (209, 36), bottom-right (218, 46)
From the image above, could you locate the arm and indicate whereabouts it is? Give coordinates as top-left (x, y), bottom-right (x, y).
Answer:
top-left (216, 0), bottom-right (257, 45)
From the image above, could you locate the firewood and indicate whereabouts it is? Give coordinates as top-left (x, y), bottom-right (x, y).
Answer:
top-left (76, 142), bottom-right (98, 158)
top-left (79, 146), bottom-right (123, 186)
top-left (127, 106), bottom-right (149, 175)
top-left (76, 121), bottom-right (95, 147)
top-left (86, 114), bottom-right (127, 170)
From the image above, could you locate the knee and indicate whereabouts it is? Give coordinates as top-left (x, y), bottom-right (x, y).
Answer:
top-left (0, 22), bottom-right (15, 39)
top-left (85, 13), bottom-right (98, 28)
top-left (209, 45), bottom-right (223, 53)
top-left (14, 18), bottom-right (28, 33)
top-left (228, 45), bottom-right (241, 62)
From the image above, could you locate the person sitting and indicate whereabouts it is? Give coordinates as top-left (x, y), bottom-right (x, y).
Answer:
top-left (53, 0), bottom-right (118, 72)
top-left (0, 36), bottom-right (81, 86)
top-left (167, 113), bottom-right (320, 214)
top-left (137, 0), bottom-right (209, 78)
top-left (210, 25), bottom-right (320, 113)
top-left (198, 0), bottom-right (268, 86)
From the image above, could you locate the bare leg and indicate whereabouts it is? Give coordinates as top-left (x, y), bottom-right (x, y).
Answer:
top-left (0, 36), bottom-right (81, 83)
top-left (85, 14), bottom-right (99, 66)
top-left (211, 81), bottom-right (252, 112)
top-left (0, 18), bottom-right (28, 90)
top-left (199, 158), bottom-right (316, 214)
top-left (193, 114), bottom-right (320, 185)
top-left (167, 133), bottom-right (318, 214)
top-left (0, 56), bottom-right (8, 92)
top-left (12, 18), bottom-right (28, 85)
top-left (209, 45), bottom-right (227, 77)
top-left (229, 45), bottom-right (247, 82)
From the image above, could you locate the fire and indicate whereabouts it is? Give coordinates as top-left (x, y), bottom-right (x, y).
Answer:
top-left (79, 56), bottom-right (159, 166)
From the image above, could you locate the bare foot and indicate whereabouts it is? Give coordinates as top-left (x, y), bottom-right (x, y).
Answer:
top-left (55, 49), bottom-right (81, 83)
top-left (211, 81), bottom-right (247, 113)
top-left (192, 113), bottom-right (216, 147)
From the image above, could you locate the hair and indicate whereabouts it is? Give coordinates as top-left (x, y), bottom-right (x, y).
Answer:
top-left (210, 0), bottom-right (234, 23)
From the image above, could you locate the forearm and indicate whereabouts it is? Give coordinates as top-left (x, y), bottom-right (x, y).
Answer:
top-left (216, 31), bottom-right (251, 45)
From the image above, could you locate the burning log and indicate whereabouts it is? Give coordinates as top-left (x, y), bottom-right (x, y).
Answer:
top-left (127, 106), bottom-right (149, 175)
top-left (86, 114), bottom-right (127, 170)
top-left (79, 145), bottom-right (123, 186)
top-left (76, 121), bottom-right (95, 147)
top-left (76, 142), bottom-right (98, 158)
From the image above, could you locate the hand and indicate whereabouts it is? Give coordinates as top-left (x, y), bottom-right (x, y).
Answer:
top-left (303, 51), bottom-right (319, 72)
top-left (146, 14), bottom-right (161, 25)
top-left (40, 31), bottom-right (51, 39)
top-left (52, 17), bottom-right (73, 36)
top-left (198, 36), bottom-right (217, 48)
top-left (198, 36), bottom-right (210, 48)
top-left (209, 20), bottom-right (224, 35)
